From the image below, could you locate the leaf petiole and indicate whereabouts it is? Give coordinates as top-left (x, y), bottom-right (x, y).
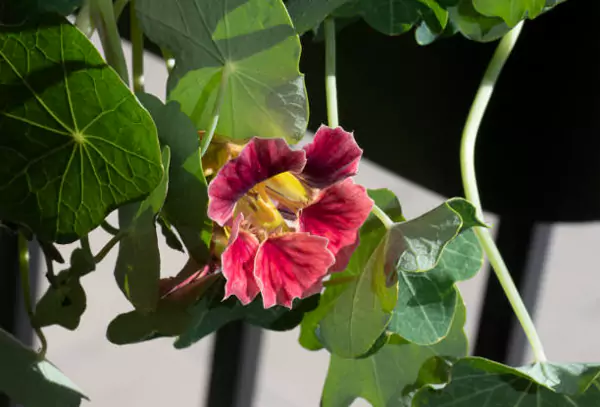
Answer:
top-left (130, 0), bottom-right (145, 94)
top-left (94, 231), bottom-right (125, 264)
top-left (100, 221), bottom-right (120, 236)
top-left (460, 22), bottom-right (547, 363)
top-left (371, 204), bottom-right (394, 229)
top-left (92, 0), bottom-right (129, 85)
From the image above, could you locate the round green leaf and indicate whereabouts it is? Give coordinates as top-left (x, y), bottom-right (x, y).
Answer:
top-left (414, 358), bottom-right (600, 406)
top-left (389, 230), bottom-right (483, 345)
top-left (0, 16), bottom-right (163, 243)
top-left (321, 300), bottom-right (467, 407)
top-left (473, 0), bottom-right (545, 27)
top-left (137, 0), bottom-right (308, 144)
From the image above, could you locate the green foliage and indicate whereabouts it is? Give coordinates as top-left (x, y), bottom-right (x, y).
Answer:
top-left (136, 0), bottom-right (308, 144)
top-left (114, 148), bottom-right (170, 312)
top-left (0, 16), bottom-right (163, 243)
top-left (287, 0), bottom-right (354, 34)
top-left (321, 300), bottom-right (468, 407)
top-left (0, 328), bottom-right (87, 407)
top-left (389, 229), bottom-right (482, 345)
top-left (414, 358), bottom-right (600, 406)
top-left (34, 247), bottom-right (95, 330)
top-left (137, 93), bottom-right (212, 264)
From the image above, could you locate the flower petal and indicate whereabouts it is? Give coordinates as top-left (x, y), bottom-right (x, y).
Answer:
top-left (208, 138), bottom-right (306, 226)
top-left (300, 178), bottom-right (373, 262)
top-left (330, 233), bottom-right (360, 272)
top-left (301, 125), bottom-right (362, 188)
top-left (254, 233), bottom-right (335, 308)
top-left (222, 216), bottom-right (261, 305)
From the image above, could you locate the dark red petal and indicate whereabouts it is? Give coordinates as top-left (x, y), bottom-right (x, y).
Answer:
top-left (301, 125), bottom-right (362, 188)
top-left (208, 138), bottom-right (307, 226)
top-left (254, 233), bottom-right (335, 308)
top-left (299, 178), bottom-right (373, 261)
top-left (222, 216), bottom-right (261, 305)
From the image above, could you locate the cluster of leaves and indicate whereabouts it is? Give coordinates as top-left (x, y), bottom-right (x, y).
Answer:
top-left (0, 0), bottom-right (593, 406)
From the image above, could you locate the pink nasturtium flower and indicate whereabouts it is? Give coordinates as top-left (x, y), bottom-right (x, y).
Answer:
top-left (207, 126), bottom-right (373, 308)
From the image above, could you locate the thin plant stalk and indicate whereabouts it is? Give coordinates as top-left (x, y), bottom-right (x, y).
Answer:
top-left (460, 22), bottom-right (547, 363)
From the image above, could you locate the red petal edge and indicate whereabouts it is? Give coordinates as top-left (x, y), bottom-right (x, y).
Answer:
top-left (301, 125), bottom-right (362, 189)
top-left (254, 233), bottom-right (335, 309)
top-left (299, 178), bottom-right (373, 266)
top-left (222, 216), bottom-right (261, 305)
top-left (208, 138), bottom-right (307, 226)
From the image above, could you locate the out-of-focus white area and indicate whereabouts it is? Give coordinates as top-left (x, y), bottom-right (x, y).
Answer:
top-left (28, 35), bottom-right (600, 407)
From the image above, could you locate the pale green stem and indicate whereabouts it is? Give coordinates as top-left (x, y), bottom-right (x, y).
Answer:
top-left (18, 234), bottom-right (47, 357)
top-left (371, 203), bottom-right (394, 229)
top-left (198, 67), bottom-right (230, 156)
top-left (460, 22), bottom-right (547, 363)
top-left (324, 17), bottom-right (339, 128)
top-left (75, 0), bottom-right (95, 37)
top-left (93, 0), bottom-right (129, 85)
top-left (130, 0), bottom-right (144, 93)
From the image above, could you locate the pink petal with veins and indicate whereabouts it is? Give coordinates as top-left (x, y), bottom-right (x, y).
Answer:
top-left (254, 233), bottom-right (335, 309)
top-left (208, 138), bottom-right (306, 226)
top-left (301, 125), bottom-right (362, 188)
top-left (222, 216), bottom-right (261, 305)
top-left (299, 178), bottom-right (373, 265)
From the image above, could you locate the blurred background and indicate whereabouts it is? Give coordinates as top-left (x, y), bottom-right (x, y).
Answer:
top-left (3, 0), bottom-right (600, 405)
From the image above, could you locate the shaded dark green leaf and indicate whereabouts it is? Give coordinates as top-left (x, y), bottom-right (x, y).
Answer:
top-left (414, 358), bottom-right (600, 406)
top-left (115, 148), bottom-right (170, 312)
top-left (321, 300), bottom-right (468, 407)
top-left (158, 215), bottom-right (185, 253)
top-left (137, 93), bottom-right (211, 264)
top-left (389, 230), bottom-right (482, 345)
top-left (0, 328), bottom-right (87, 407)
top-left (447, 0), bottom-right (510, 42)
top-left (0, 16), bottom-right (163, 243)
top-left (137, 0), bottom-right (308, 143)
top-left (286, 0), bottom-right (353, 34)
top-left (34, 247), bottom-right (95, 330)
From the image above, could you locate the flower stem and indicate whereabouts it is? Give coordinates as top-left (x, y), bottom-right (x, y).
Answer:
top-left (371, 204), bottom-right (394, 230)
top-left (324, 17), bottom-right (339, 128)
top-left (18, 234), bottom-right (47, 357)
top-left (198, 66), bottom-right (230, 156)
top-left (130, 0), bottom-right (144, 93)
top-left (460, 22), bottom-right (547, 363)
top-left (93, 0), bottom-right (129, 85)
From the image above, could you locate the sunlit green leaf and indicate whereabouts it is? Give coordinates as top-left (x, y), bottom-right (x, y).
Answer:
top-left (137, 0), bottom-right (308, 143)
top-left (0, 16), bottom-right (163, 243)
top-left (0, 328), bottom-right (87, 407)
top-left (390, 198), bottom-right (481, 273)
top-left (389, 230), bottom-right (482, 345)
top-left (447, 0), bottom-right (510, 42)
top-left (332, 0), bottom-right (448, 36)
top-left (321, 300), bottom-right (468, 407)
top-left (137, 93), bottom-right (212, 264)
top-left (115, 148), bottom-right (170, 312)
top-left (473, 0), bottom-right (545, 27)
top-left (414, 358), bottom-right (600, 406)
